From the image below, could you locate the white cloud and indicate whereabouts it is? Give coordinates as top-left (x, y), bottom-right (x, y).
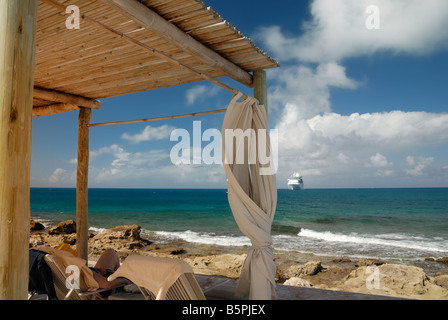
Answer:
top-left (374, 169), bottom-right (394, 177)
top-left (251, 0), bottom-right (448, 188)
top-left (49, 168), bottom-right (67, 183)
top-left (405, 156), bottom-right (434, 176)
top-left (367, 153), bottom-right (391, 168)
top-left (121, 125), bottom-right (175, 144)
top-left (275, 109), bottom-right (448, 187)
top-left (277, 110), bottom-right (448, 155)
top-left (268, 63), bottom-right (358, 117)
top-left (90, 144), bottom-right (130, 159)
top-left (257, 0), bottom-right (448, 63)
top-left (185, 85), bottom-right (220, 106)
top-left (48, 168), bottom-right (74, 184)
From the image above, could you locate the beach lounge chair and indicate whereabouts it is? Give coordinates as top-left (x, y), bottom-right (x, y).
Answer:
top-left (138, 273), bottom-right (205, 300)
top-left (108, 255), bottom-right (206, 300)
top-left (44, 254), bottom-right (122, 300)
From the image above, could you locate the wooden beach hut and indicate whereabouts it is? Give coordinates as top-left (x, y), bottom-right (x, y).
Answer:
top-left (0, 0), bottom-right (278, 300)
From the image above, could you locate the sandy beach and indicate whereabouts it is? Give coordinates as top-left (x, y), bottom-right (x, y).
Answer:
top-left (30, 220), bottom-right (448, 300)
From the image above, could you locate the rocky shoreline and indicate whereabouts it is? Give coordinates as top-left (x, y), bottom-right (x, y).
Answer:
top-left (30, 220), bottom-right (448, 300)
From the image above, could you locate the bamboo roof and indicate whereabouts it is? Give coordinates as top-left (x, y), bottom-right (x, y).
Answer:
top-left (33, 0), bottom-right (279, 109)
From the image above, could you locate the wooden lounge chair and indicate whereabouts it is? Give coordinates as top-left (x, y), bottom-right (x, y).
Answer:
top-left (44, 254), bottom-right (122, 300)
top-left (138, 273), bottom-right (205, 300)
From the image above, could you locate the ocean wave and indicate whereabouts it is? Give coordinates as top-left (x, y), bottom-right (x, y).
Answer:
top-left (140, 227), bottom-right (448, 262)
top-left (89, 226), bottom-right (108, 233)
top-left (153, 230), bottom-right (251, 247)
top-left (298, 228), bottom-right (448, 254)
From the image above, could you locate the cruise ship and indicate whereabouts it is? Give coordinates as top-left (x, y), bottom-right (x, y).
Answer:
top-left (287, 172), bottom-right (304, 190)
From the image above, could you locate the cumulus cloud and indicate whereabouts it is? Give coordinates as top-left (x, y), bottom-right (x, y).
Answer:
top-left (405, 156), bottom-right (434, 176)
top-left (275, 108), bottom-right (448, 187)
top-left (185, 85), bottom-right (220, 106)
top-left (278, 109), bottom-right (448, 151)
top-left (367, 153), bottom-right (391, 168)
top-left (268, 63), bottom-right (358, 116)
top-left (49, 168), bottom-right (67, 183)
top-left (257, 0), bottom-right (448, 63)
top-left (121, 125), bottom-right (176, 144)
top-left (48, 168), bottom-right (74, 184)
top-left (251, 0), bottom-right (448, 187)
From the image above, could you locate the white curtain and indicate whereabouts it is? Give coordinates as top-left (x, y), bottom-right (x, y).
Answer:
top-left (221, 92), bottom-right (277, 300)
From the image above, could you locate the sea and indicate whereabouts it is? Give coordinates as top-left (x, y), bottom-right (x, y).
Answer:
top-left (31, 188), bottom-right (448, 272)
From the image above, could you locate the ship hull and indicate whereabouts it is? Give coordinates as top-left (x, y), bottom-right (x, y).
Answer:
top-left (288, 182), bottom-right (304, 190)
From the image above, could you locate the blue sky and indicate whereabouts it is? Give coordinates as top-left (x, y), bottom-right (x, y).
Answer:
top-left (31, 0), bottom-right (448, 189)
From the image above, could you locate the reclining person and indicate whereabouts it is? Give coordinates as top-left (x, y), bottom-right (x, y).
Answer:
top-left (89, 249), bottom-right (132, 289)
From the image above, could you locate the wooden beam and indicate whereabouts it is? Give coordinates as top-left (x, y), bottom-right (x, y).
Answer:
top-left (32, 103), bottom-right (80, 117)
top-left (0, 0), bottom-right (38, 300)
top-left (100, 0), bottom-right (253, 87)
top-left (76, 108), bottom-right (92, 262)
top-left (33, 87), bottom-right (101, 110)
top-left (254, 70), bottom-right (268, 114)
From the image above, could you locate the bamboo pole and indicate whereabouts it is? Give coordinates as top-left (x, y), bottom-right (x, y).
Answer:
top-left (89, 108), bottom-right (227, 128)
top-left (32, 103), bottom-right (80, 117)
top-left (76, 108), bottom-right (92, 261)
top-left (0, 0), bottom-right (38, 300)
top-left (33, 87), bottom-right (101, 110)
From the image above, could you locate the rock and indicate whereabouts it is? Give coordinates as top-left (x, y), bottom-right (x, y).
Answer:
top-left (434, 275), bottom-right (448, 290)
top-left (354, 258), bottom-right (384, 267)
top-left (148, 245), bottom-right (186, 255)
top-left (30, 220), bottom-right (45, 231)
top-left (436, 257), bottom-right (448, 264)
top-left (436, 268), bottom-right (448, 276)
top-left (61, 234), bottom-right (77, 245)
top-left (159, 247), bottom-right (186, 255)
top-left (301, 265), bottom-right (355, 290)
top-left (96, 225), bottom-right (142, 241)
top-left (148, 244), bottom-right (160, 250)
top-left (340, 264), bottom-right (448, 300)
top-left (284, 277), bottom-right (313, 288)
top-left (332, 258), bottom-right (351, 263)
top-left (49, 220), bottom-right (76, 235)
top-left (88, 225), bottom-right (150, 257)
top-left (184, 254), bottom-right (246, 279)
top-left (286, 261), bottom-right (322, 278)
top-left (128, 242), bottom-right (145, 250)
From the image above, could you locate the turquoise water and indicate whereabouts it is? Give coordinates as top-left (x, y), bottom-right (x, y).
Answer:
top-left (31, 188), bottom-right (448, 263)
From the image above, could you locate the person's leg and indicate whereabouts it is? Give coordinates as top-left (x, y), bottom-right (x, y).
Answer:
top-left (94, 249), bottom-right (120, 271)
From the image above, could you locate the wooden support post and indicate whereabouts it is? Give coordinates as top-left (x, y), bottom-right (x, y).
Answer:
top-left (254, 70), bottom-right (268, 114)
top-left (0, 0), bottom-right (38, 300)
top-left (76, 108), bottom-right (92, 262)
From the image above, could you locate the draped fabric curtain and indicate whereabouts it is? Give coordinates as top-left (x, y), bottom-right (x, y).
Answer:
top-left (221, 92), bottom-right (277, 300)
